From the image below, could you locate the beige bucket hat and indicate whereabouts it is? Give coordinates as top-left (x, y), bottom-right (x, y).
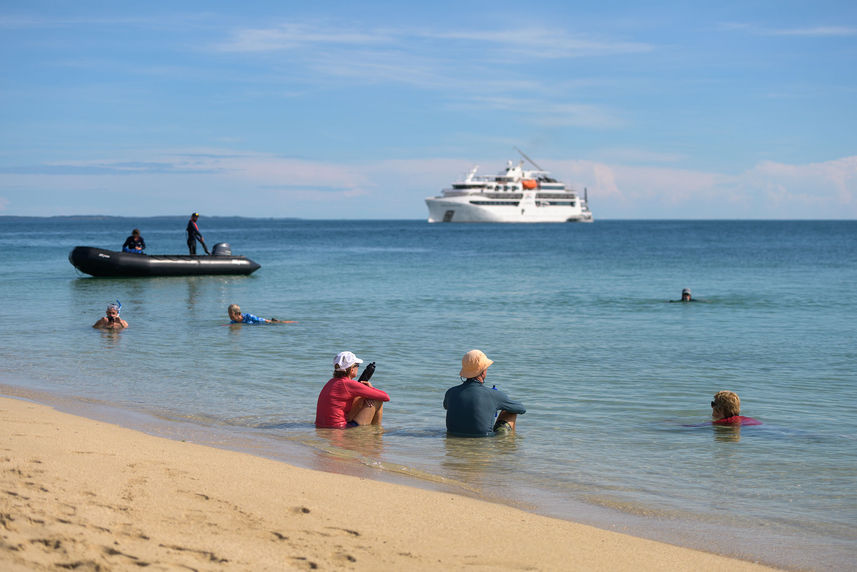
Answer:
top-left (460, 349), bottom-right (494, 378)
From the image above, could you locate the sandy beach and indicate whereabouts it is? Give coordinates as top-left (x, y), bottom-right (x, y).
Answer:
top-left (1, 396), bottom-right (779, 571)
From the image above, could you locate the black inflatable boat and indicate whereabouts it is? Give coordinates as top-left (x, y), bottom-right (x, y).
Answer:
top-left (69, 244), bottom-right (261, 277)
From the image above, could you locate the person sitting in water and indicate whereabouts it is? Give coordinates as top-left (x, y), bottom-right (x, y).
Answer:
top-left (315, 351), bottom-right (390, 428)
top-left (711, 391), bottom-right (761, 426)
top-left (122, 228), bottom-right (146, 253)
top-left (93, 301), bottom-right (128, 329)
top-left (227, 304), bottom-right (295, 324)
top-left (443, 349), bottom-right (526, 437)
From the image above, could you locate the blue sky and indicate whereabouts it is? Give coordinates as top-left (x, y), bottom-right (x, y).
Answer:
top-left (1, 1), bottom-right (855, 219)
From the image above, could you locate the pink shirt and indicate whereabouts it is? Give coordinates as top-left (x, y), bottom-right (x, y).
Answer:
top-left (315, 376), bottom-right (390, 428)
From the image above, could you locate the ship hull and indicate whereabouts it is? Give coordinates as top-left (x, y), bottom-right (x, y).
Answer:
top-left (425, 195), bottom-right (591, 223)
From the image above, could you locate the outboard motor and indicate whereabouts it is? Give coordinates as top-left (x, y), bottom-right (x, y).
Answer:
top-left (212, 242), bottom-right (232, 256)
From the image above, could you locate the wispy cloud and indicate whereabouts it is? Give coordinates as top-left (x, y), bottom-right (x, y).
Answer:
top-left (456, 96), bottom-right (622, 128)
top-left (216, 22), bottom-right (394, 52)
top-left (420, 28), bottom-right (653, 58)
top-left (215, 20), bottom-right (653, 61)
top-left (720, 22), bottom-right (857, 37)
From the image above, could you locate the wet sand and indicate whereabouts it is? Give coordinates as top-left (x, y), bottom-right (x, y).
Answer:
top-left (0, 396), bottom-right (779, 571)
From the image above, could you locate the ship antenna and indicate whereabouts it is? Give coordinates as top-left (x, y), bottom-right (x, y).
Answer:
top-left (514, 147), bottom-right (544, 171)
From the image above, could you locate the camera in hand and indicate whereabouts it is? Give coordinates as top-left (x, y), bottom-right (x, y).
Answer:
top-left (358, 362), bottom-right (375, 382)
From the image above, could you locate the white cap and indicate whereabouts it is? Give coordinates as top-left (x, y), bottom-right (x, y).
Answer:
top-left (334, 351), bottom-right (363, 371)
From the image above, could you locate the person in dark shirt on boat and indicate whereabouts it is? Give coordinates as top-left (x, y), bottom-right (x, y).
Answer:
top-left (711, 391), bottom-right (761, 426)
top-left (122, 229), bottom-right (146, 254)
top-left (186, 212), bottom-right (210, 256)
top-left (93, 300), bottom-right (128, 330)
top-left (443, 349), bottom-right (526, 437)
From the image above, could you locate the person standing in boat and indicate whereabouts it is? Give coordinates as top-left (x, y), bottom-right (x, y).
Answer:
top-left (121, 228), bottom-right (146, 253)
top-left (443, 349), bottom-right (526, 437)
top-left (186, 212), bottom-right (210, 256)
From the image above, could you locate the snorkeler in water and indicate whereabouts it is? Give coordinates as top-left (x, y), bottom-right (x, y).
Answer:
top-left (93, 300), bottom-right (128, 329)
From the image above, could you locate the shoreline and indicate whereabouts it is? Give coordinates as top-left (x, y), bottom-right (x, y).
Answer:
top-left (0, 395), bottom-right (781, 571)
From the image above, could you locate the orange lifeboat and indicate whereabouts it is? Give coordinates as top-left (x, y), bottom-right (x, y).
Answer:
top-left (521, 179), bottom-right (538, 190)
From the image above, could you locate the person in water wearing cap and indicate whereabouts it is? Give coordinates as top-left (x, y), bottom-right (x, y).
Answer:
top-left (315, 351), bottom-right (390, 428)
top-left (443, 349), bottom-right (526, 437)
top-left (92, 301), bottom-right (128, 329)
top-left (227, 304), bottom-right (295, 324)
top-left (121, 228), bottom-right (146, 254)
top-left (669, 288), bottom-right (697, 303)
top-left (186, 212), bottom-right (209, 256)
top-left (711, 391), bottom-right (761, 426)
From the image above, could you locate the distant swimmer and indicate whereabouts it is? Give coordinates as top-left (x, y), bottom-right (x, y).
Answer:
top-left (443, 349), bottom-right (526, 437)
top-left (93, 300), bottom-right (128, 329)
top-left (315, 351), bottom-right (389, 428)
top-left (670, 287), bottom-right (699, 303)
top-left (186, 212), bottom-right (210, 256)
top-left (227, 304), bottom-right (296, 324)
top-left (121, 228), bottom-right (146, 254)
top-left (711, 391), bottom-right (761, 426)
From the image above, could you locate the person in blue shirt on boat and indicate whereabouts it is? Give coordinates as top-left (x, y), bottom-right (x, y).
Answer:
top-left (186, 212), bottom-right (210, 256)
top-left (121, 229), bottom-right (146, 253)
top-left (443, 349), bottom-right (526, 437)
top-left (227, 304), bottom-right (295, 324)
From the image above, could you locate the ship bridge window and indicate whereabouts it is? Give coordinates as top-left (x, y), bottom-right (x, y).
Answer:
top-left (470, 200), bottom-right (520, 206)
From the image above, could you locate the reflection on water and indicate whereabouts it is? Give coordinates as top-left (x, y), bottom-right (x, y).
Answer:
top-left (713, 425), bottom-right (742, 443)
top-left (97, 327), bottom-right (124, 349)
top-left (441, 433), bottom-right (520, 492)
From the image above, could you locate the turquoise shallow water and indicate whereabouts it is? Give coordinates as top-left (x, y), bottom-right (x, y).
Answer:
top-left (1, 217), bottom-right (855, 569)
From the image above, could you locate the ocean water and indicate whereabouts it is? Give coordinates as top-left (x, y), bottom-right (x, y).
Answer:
top-left (1, 217), bottom-right (855, 570)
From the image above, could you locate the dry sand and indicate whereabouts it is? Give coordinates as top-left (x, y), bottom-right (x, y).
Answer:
top-left (1, 396), bottom-right (780, 571)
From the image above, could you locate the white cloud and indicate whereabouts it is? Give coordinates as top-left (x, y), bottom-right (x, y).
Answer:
top-left (765, 26), bottom-right (857, 37)
top-left (720, 22), bottom-right (857, 38)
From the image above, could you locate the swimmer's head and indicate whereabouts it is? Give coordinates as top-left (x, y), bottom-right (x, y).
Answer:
top-left (227, 304), bottom-right (241, 320)
top-left (681, 288), bottom-right (692, 301)
top-left (711, 391), bottom-right (740, 418)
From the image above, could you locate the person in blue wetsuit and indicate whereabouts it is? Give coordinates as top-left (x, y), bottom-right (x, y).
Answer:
top-left (227, 304), bottom-right (295, 324)
top-left (443, 349), bottom-right (526, 437)
top-left (122, 229), bottom-right (146, 253)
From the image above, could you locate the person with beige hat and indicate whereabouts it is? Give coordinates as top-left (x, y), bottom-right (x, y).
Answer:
top-left (443, 349), bottom-right (526, 437)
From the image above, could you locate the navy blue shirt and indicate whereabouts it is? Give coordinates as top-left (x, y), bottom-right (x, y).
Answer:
top-left (443, 379), bottom-right (526, 437)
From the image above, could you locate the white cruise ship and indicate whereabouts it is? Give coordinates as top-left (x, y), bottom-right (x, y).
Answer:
top-left (426, 152), bottom-right (593, 223)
